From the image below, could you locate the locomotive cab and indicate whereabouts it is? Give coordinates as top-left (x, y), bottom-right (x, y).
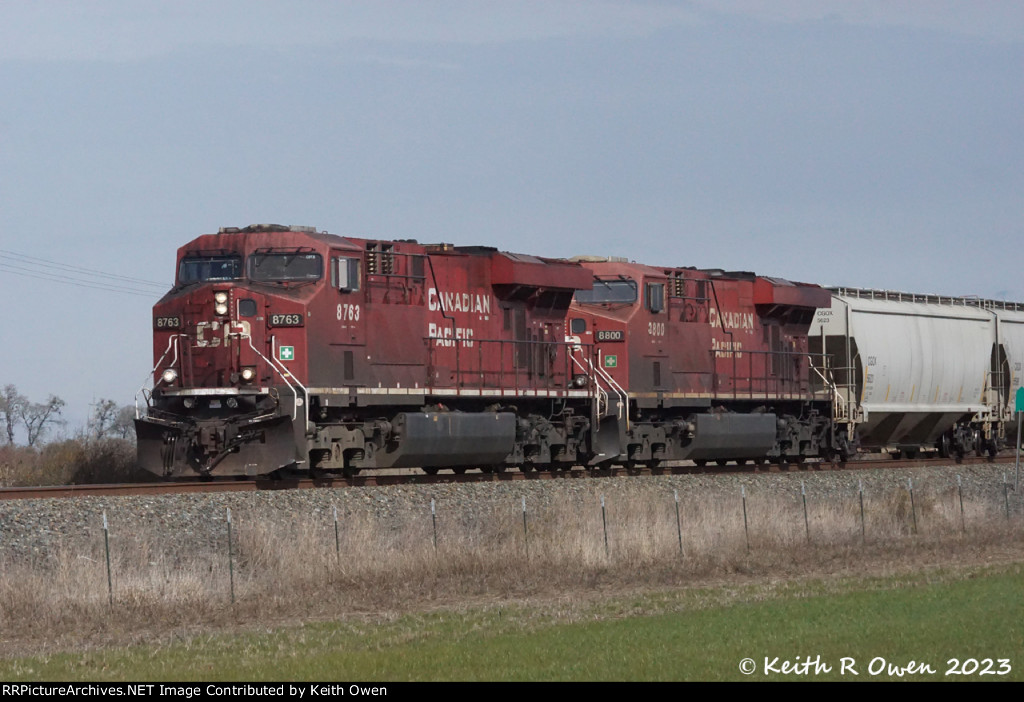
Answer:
top-left (138, 225), bottom-right (348, 477)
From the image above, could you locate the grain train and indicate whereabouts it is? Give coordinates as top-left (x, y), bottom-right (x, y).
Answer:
top-left (135, 224), bottom-right (1022, 478)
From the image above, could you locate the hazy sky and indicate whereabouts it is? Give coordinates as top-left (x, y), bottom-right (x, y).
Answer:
top-left (1, 1), bottom-right (1022, 431)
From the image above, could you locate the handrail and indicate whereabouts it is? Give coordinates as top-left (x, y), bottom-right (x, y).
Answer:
top-left (592, 352), bottom-right (628, 426)
top-left (569, 348), bottom-right (608, 416)
top-left (135, 334), bottom-right (180, 418)
top-left (235, 332), bottom-right (309, 430)
top-left (428, 336), bottom-right (590, 391)
top-left (709, 348), bottom-right (833, 401)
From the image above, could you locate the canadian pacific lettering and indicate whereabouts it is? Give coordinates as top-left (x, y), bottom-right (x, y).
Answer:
top-left (712, 338), bottom-right (743, 358)
top-left (709, 308), bottom-right (755, 332)
top-left (428, 288), bottom-right (491, 315)
top-left (428, 322), bottom-right (475, 347)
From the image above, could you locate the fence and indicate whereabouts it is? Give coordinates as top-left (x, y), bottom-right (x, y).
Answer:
top-left (1, 474), bottom-right (1022, 623)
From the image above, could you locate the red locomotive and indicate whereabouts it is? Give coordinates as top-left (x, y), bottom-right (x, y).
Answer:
top-left (566, 258), bottom-right (835, 466)
top-left (136, 224), bottom-right (834, 478)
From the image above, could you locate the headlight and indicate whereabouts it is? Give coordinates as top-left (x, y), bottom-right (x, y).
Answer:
top-left (161, 368), bottom-right (178, 384)
top-left (241, 367), bottom-right (256, 382)
top-left (215, 302), bottom-right (229, 316)
top-left (214, 292), bottom-right (228, 304)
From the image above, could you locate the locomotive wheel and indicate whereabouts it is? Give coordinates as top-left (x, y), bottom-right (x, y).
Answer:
top-left (453, 467), bottom-right (467, 475)
top-left (693, 459), bottom-right (707, 467)
top-left (715, 459), bottom-right (729, 467)
top-left (423, 467), bottom-right (440, 476)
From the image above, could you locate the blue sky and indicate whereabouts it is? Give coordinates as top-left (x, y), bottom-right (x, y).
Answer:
top-left (1, 1), bottom-right (1021, 432)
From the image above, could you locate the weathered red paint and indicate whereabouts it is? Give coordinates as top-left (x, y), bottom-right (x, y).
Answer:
top-left (138, 225), bottom-right (837, 478)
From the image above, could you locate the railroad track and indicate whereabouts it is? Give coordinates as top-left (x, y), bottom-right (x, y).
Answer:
top-left (1, 453), bottom-right (1019, 500)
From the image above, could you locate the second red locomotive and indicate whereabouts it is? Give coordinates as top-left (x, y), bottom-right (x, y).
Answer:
top-left (136, 224), bottom-right (834, 477)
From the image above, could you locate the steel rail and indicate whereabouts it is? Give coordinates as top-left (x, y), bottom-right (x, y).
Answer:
top-left (0, 453), bottom-right (1018, 501)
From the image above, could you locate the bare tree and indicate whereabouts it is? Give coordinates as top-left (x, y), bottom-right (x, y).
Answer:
top-left (112, 405), bottom-right (137, 440)
top-left (0, 384), bottom-right (28, 445)
top-left (19, 395), bottom-right (65, 447)
top-left (89, 399), bottom-right (135, 440)
top-left (90, 399), bottom-right (119, 440)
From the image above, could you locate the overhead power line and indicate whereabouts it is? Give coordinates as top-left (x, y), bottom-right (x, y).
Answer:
top-left (0, 249), bottom-right (169, 289)
top-left (0, 248), bottom-right (171, 298)
top-left (0, 262), bottom-right (160, 297)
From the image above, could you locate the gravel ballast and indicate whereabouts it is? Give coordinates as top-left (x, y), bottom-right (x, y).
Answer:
top-left (1, 464), bottom-right (1021, 564)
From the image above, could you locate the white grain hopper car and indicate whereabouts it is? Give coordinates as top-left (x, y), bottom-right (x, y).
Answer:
top-left (810, 288), bottom-right (1024, 458)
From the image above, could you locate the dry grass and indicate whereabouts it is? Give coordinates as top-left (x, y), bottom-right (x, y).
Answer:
top-left (1, 485), bottom-right (1022, 657)
top-left (0, 439), bottom-right (145, 486)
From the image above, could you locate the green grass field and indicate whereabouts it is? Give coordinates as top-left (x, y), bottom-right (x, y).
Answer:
top-left (2, 563), bottom-right (1021, 682)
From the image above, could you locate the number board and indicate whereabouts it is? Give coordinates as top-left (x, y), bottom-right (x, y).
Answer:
top-left (269, 313), bottom-right (304, 327)
top-left (595, 330), bottom-right (625, 342)
top-left (154, 316), bottom-right (181, 330)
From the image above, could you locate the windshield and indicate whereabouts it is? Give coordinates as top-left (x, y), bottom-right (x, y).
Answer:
top-left (178, 256), bottom-right (242, 283)
top-left (247, 252), bottom-right (323, 282)
top-left (574, 279), bottom-right (637, 305)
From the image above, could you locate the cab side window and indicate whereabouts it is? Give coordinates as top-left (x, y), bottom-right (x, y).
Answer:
top-left (331, 257), bottom-right (361, 292)
top-left (645, 282), bottom-right (665, 313)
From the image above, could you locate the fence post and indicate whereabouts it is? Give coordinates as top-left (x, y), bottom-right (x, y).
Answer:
top-left (431, 498), bottom-right (437, 552)
top-left (741, 485), bottom-right (750, 552)
top-left (1005, 473), bottom-right (1011, 522)
top-left (908, 478), bottom-right (918, 535)
top-left (521, 496), bottom-right (529, 559)
top-left (801, 481), bottom-right (810, 544)
top-left (227, 507), bottom-right (235, 605)
top-left (859, 479), bottom-right (865, 545)
top-left (674, 489), bottom-right (683, 556)
top-left (333, 505), bottom-right (340, 559)
top-left (600, 495), bottom-right (609, 558)
top-left (957, 475), bottom-right (965, 534)
top-left (102, 511), bottom-right (113, 608)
